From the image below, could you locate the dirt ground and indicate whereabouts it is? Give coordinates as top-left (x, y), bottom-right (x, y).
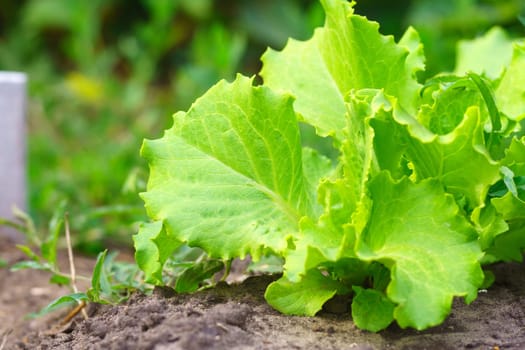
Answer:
top-left (1, 235), bottom-right (525, 350)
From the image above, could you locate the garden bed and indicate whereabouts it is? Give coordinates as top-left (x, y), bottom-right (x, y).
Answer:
top-left (1, 237), bottom-right (524, 350)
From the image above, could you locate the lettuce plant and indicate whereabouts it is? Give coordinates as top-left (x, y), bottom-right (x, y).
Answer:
top-left (134, 0), bottom-right (525, 331)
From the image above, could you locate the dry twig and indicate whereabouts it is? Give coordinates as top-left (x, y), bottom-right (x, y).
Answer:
top-left (64, 213), bottom-right (88, 320)
top-left (60, 300), bottom-right (87, 326)
top-left (0, 329), bottom-right (12, 350)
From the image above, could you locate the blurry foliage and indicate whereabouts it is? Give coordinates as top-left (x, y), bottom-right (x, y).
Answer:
top-left (0, 0), bottom-right (322, 252)
top-left (0, 0), bottom-right (524, 252)
top-left (405, 0), bottom-right (525, 78)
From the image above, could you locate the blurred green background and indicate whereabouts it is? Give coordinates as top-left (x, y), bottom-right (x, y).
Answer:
top-left (0, 0), bottom-right (523, 253)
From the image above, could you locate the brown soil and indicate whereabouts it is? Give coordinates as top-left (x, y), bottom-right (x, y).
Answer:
top-left (1, 236), bottom-right (525, 350)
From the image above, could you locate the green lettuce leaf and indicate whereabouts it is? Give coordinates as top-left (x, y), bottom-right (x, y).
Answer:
top-left (487, 137), bottom-right (525, 261)
top-left (301, 147), bottom-right (334, 194)
top-left (281, 89), bottom-right (400, 283)
top-left (342, 90), bottom-right (380, 212)
top-left (398, 26), bottom-right (426, 77)
top-left (260, 0), bottom-right (421, 140)
top-left (471, 203), bottom-right (508, 254)
top-left (265, 268), bottom-right (348, 316)
top-left (282, 217), bottom-right (344, 282)
top-left (174, 259), bottom-right (224, 293)
top-left (495, 43), bottom-right (525, 120)
top-left (278, 149), bottom-right (336, 282)
top-left (355, 172), bottom-right (484, 330)
top-left (136, 0), bottom-right (525, 333)
top-left (418, 76), bottom-right (488, 135)
top-left (455, 27), bottom-right (514, 80)
top-left (486, 218), bottom-right (525, 262)
top-left (133, 221), bottom-right (181, 284)
top-left (351, 287), bottom-right (395, 332)
top-left (398, 105), bottom-right (500, 210)
top-left (140, 75), bottom-right (318, 261)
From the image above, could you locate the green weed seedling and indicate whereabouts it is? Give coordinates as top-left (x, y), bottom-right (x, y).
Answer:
top-left (1, 203), bottom-right (147, 320)
top-left (1, 202), bottom-right (227, 321)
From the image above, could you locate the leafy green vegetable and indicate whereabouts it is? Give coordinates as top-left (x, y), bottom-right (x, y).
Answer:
top-left (137, 0), bottom-right (525, 332)
top-left (261, 0), bottom-right (421, 140)
top-left (496, 43), bottom-right (525, 120)
top-left (455, 27), bottom-right (514, 80)
top-left (356, 172), bottom-right (483, 329)
top-left (133, 221), bottom-right (181, 284)
top-left (265, 268), bottom-right (348, 316)
top-left (174, 259), bottom-right (224, 293)
top-left (140, 75), bottom-right (318, 262)
top-left (351, 287), bottom-right (395, 332)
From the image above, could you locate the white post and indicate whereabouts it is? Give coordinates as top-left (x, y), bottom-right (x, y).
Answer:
top-left (0, 72), bottom-right (27, 242)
